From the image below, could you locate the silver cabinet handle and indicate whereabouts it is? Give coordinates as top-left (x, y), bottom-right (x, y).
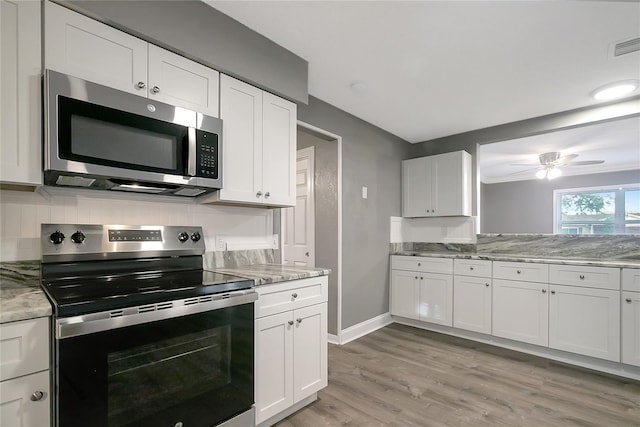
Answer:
top-left (296, 318), bottom-right (302, 324)
top-left (626, 298), bottom-right (633, 303)
top-left (288, 320), bottom-right (294, 326)
top-left (151, 86), bottom-right (160, 94)
top-left (136, 81), bottom-right (146, 89)
top-left (579, 274), bottom-right (585, 280)
top-left (30, 391), bottom-right (45, 402)
top-left (542, 289), bottom-right (547, 293)
top-left (265, 192), bottom-right (270, 198)
top-left (292, 293), bottom-right (298, 298)
top-left (256, 191), bottom-right (262, 198)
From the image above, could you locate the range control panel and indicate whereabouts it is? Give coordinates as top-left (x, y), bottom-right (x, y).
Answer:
top-left (108, 229), bottom-right (162, 242)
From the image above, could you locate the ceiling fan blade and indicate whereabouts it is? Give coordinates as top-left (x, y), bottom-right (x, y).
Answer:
top-left (563, 160), bottom-right (605, 166)
top-left (552, 154), bottom-right (578, 164)
top-left (505, 167), bottom-right (540, 176)
top-left (509, 163), bottom-right (540, 166)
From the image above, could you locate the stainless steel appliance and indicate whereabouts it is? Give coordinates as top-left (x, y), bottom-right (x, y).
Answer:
top-left (45, 70), bottom-right (222, 197)
top-left (41, 224), bottom-right (256, 427)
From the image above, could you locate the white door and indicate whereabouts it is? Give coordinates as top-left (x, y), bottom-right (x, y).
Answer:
top-left (0, 0), bottom-right (41, 186)
top-left (293, 303), bottom-right (328, 402)
top-left (262, 92), bottom-right (296, 206)
top-left (402, 157), bottom-right (431, 217)
top-left (147, 45), bottom-right (219, 117)
top-left (44, 1), bottom-right (148, 96)
top-left (493, 279), bottom-right (549, 346)
top-left (390, 270), bottom-right (421, 320)
top-left (218, 75), bottom-right (263, 204)
top-left (0, 371), bottom-right (50, 427)
top-left (549, 284), bottom-right (620, 361)
top-left (419, 272), bottom-right (453, 326)
top-left (255, 311), bottom-right (293, 424)
top-left (453, 276), bottom-right (492, 334)
top-left (283, 147), bottom-right (315, 267)
top-left (622, 291), bottom-right (640, 367)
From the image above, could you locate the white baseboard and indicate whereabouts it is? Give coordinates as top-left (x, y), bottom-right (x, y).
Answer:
top-left (327, 333), bottom-right (339, 345)
top-left (338, 312), bottom-right (393, 345)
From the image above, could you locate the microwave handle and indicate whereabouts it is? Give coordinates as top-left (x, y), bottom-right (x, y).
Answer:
top-left (187, 127), bottom-right (197, 176)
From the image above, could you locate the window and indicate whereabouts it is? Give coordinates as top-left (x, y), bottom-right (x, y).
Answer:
top-left (554, 184), bottom-right (640, 235)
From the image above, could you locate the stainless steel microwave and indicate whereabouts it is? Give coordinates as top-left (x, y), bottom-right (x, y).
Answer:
top-left (44, 70), bottom-right (222, 197)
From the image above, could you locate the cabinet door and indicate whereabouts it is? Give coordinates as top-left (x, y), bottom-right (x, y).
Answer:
top-left (0, 0), bottom-right (41, 185)
top-left (45, 1), bottom-right (148, 96)
top-left (147, 45), bottom-right (219, 117)
top-left (293, 303), bottom-right (327, 402)
top-left (419, 272), bottom-right (453, 326)
top-left (549, 285), bottom-right (620, 362)
top-left (622, 291), bottom-right (640, 367)
top-left (431, 151), bottom-right (471, 217)
top-left (255, 311), bottom-right (294, 424)
top-left (493, 279), bottom-right (549, 346)
top-left (390, 270), bottom-right (421, 320)
top-left (262, 92), bottom-right (296, 207)
top-left (453, 276), bottom-right (492, 334)
top-left (0, 371), bottom-right (50, 427)
top-left (218, 75), bottom-right (263, 204)
top-left (402, 157), bottom-right (431, 217)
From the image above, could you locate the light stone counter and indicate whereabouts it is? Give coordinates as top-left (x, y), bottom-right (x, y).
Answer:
top-left (0, 261), bottom-right (52, 323)
top-left (211, 264), bottom-right (331, 285)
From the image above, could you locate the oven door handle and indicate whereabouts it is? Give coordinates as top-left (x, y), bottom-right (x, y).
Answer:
top-left (56, 289), bottom-right (257, 339)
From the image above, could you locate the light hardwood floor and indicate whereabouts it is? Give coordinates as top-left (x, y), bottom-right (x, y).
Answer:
top-left (276, 323), bottom-right (640, 427)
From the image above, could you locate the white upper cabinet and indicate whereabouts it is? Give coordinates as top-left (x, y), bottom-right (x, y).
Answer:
top-left (202, 74), bottom-right (296, 207)
top-left (0, 0), bottom-right (42, 186)
top-left (402, 150), bottom-right (472, 217)
top-left (45, 1), bottom-right (219, 116)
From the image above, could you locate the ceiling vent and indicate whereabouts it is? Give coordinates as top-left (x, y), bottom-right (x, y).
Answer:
top-left (611, 36), bottom-right (640, 57)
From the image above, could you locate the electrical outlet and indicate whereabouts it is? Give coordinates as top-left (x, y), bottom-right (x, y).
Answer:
top-left (215, 236), bottom-right (227, 251)
top-left (362, 186), bottom-right (368, 199)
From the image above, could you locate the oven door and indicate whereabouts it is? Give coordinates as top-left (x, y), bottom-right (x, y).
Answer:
top-left (54, 293), bottom-right (255, 427)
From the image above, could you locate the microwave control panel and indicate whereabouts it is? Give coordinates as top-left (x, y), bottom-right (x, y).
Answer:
top-left (195, 130), bottom-right (218, 179)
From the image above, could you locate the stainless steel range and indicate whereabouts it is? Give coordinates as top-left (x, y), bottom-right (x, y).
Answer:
top-left (40, 224), bottom-right (256, 427)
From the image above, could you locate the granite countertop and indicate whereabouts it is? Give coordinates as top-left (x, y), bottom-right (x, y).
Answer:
top-left (0, 262), bottom-right (52, 324)
top-left (211, 264), bottom-right (331, 285)
top-left (391, 251), bottom-right (640, 269)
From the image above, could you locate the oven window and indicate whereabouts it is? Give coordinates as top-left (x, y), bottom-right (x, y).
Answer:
top-left (56, 303), bottom-right (254, 427)
top-left (58, 96), bottom-right (187, 175)
top-left (107, 326), bottom-right (231, 427)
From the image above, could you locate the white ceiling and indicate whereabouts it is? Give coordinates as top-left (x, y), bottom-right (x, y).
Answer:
top-left (206, 1), bottom-right (640, 143)
top-left (479, 115), bottom-right (640, 183)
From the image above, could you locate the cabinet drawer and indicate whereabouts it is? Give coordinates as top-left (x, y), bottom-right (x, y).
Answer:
top-left (391, 256), bottom-right (453, 274)
top-left (622, 268), bottom-right (640, 292)
top-left (454, 259), bottom-right (492, 278)
top-left (549, 265), bottom-right (620, 291)
top-left (255, 276), bottom-right (328, 319)
top-left (493, 261), bottom-right (549, 283)
top-left (0, 317), bottom-right (49, 382)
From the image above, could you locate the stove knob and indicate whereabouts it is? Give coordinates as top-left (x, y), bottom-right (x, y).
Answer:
top-left (71, 231), bottom-right (86, 244)
top-left (190, 232), bottom-right (201, 242)
top-left (178, 232), bottom-right (189, 243)
top-left (49, 231), bottom-right (65, 245)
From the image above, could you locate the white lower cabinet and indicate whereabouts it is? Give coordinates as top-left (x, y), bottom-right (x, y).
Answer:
top-left (390, 270), bottom-right (420, 320)
top-left (255, 277), bottom-right (328, 426)
top-left (453, 275), bottom-right (492, 334)
top-left (548, 284), bottom-right (620, 362)
top-left (0, 371), bottom-right (50, 427)
top-left (622, 291), bottom-right (640, 367)
top-left (419, 273), bottom-right (453, 326)
top-left (492, 279), bottom-right (549, 346)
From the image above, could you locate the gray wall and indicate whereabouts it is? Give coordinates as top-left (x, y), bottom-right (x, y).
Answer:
top-left (297, 131), bottom-right (339, 335)
top-left (62, 0), bottom-right (308, 103)
top-left (482, 170), bottom-right (640, 233)
top-left (298, 96), bottom-right (412, 330)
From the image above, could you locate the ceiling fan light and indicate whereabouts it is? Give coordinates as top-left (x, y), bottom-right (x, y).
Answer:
top-left (592, 80), bottom-right (639, 101)
top-left (547, 167), bottom-right (562, 180)
top-left (536, 169), bottom-right (548, 179)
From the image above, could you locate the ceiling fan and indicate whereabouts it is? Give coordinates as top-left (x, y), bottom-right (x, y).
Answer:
top-left (510, 151), bottom-right (605, 180)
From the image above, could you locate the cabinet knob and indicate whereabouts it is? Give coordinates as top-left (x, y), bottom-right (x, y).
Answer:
top-left (151, 86), bottom-right (160, 94)
top-left (30, 391), bottom-right (45, 402)
top-left (417, 262), bottom-right (421, 266)
top-left (288, 320), bottom-right (294, 326)
top-left (415, 276), bottom-right (418, 280)
top-left (256, 191), bottom-right (262, 198)
top-left (470, 266), bottom-right (474, 271)
top-left (579, 274), bottom-right (585, 280)
top-left (516, 270), bottom-right (522, 274)
top-left (485, 283), bottom-right (490, 287)
top-left (420, 277), bottom-right (424, 280)
top-left (296, 318), bottom-right (303, 324)
top-left (542, 289), bottom-right (547, 293)
top-left (265, 192), bottom-right (270, 198)
top-left (136, 81), bottom-right (146, 89)
top-left (551, 290), bottom-right (556, 295)
top-left (626, 298), bottom-right (633, 303)
top-left (292, 293), bottom-right (298, 299)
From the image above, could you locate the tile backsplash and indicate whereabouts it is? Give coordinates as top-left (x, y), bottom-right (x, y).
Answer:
top-left (0, 188), bottom-right (274, 261)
